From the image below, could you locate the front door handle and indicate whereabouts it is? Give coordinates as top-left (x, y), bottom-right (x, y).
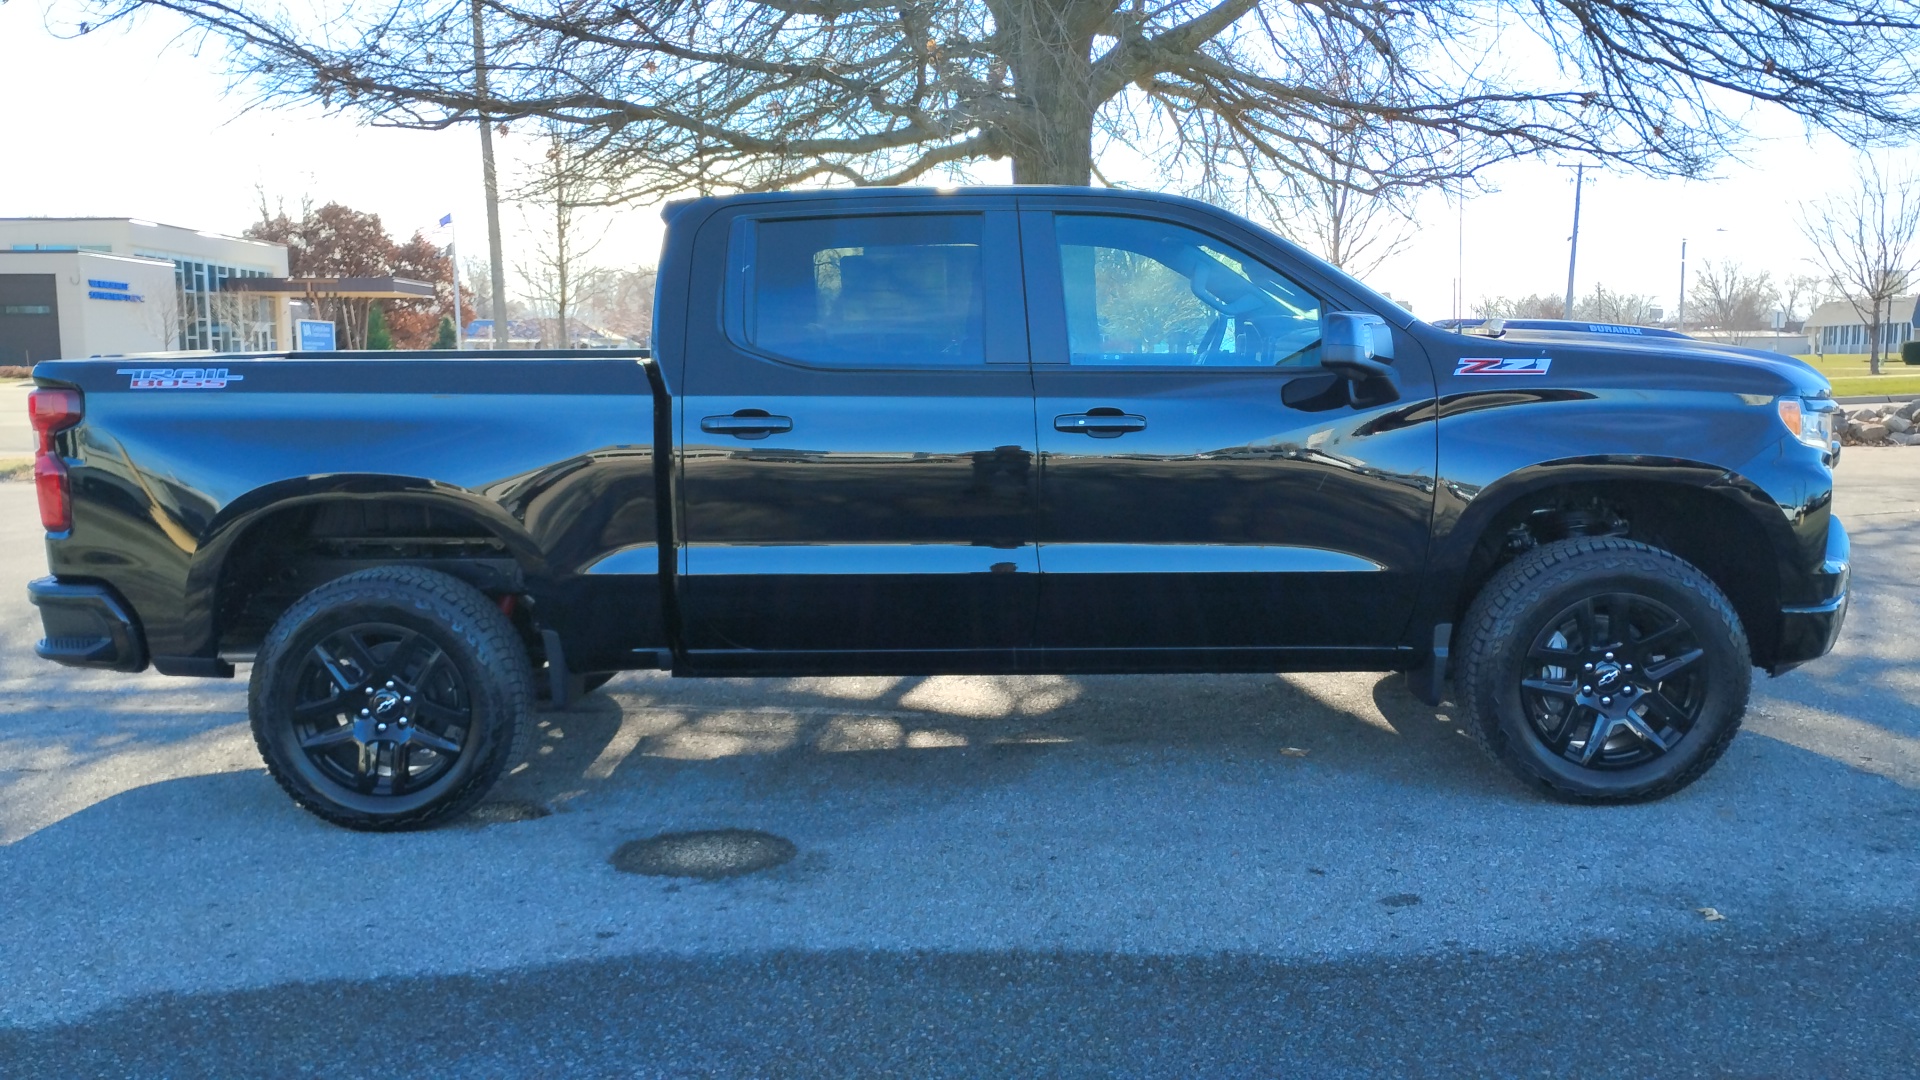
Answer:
top-left (1054, 410), bottom-right (1147, 438)
top-left (701, 411), bottom-right (793, 440)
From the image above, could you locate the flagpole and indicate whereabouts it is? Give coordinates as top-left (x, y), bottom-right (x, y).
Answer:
top-left (446, 216), bottom-right (464, 351)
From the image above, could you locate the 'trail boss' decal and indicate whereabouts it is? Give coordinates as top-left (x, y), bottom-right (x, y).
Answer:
top-left (117, 368), bottom-right (245, 389)
top-left (1455, 357), bottom-right (1552, 376)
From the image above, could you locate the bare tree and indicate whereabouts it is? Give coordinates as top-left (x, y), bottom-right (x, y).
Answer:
top-left (1780, 273), bottom-right (1827, 328)
top-left (1687, 260), bottom-right (1778, 332)
top-left (589, 267), bottom-right (658, 347)
top-left (1800, 159), bottom-right (1920, 374)
top-left (67, 1), bottom-right (1920, 199)
top-left (515, 125), bottom-right (608, 348)
top-left (1574, 284), bottom-right (1658, 325)
top-left (1243, 134), bottom-right (1416, 277)
top-left (1477, 293), bottom-right (1566, 320)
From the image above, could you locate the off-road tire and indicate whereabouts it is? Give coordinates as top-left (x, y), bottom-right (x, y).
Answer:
top-left (1456, 537), bottom-right (1750, 803)
top-left (249, 566), bottom-right (534, 830)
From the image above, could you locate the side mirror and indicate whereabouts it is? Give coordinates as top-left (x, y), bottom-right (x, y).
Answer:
top-left (1321, 312), bottom-right (1394, 382)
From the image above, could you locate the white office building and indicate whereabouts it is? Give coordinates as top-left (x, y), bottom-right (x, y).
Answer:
top-left (1803, 296), bottom-right (1918, 356)
top-left (0, 218), bottom-right (291, 366)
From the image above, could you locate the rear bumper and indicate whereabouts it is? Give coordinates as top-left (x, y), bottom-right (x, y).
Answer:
top-left (1770, 517), bottom-right (1850, 676)
top-left (27, 577), bottom-right (148, 673)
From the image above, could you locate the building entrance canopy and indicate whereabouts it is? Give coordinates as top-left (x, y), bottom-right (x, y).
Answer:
top-left (221, 276), bottom-right (436, 301)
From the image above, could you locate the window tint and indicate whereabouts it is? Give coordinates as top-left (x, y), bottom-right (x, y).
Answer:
top-left (742, 214), bottom-right (985, 367)
top-left (1055, 214), bottom-right (1322, 367)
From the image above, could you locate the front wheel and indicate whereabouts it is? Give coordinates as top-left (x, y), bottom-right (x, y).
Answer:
top-left (249, 566), bottom-right (534, 830)
top-left (1456, 538), bottom-right (1751, 803)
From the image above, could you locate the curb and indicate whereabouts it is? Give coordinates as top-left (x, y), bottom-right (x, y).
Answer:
top-left (1836, 393), bottom-right (1920, 405)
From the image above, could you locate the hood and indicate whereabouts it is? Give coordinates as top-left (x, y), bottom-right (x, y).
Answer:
top-left (1470, 328), bottom-right (1832, 398)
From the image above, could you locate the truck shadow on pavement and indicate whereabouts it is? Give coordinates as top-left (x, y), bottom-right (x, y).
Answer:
top-left (484, 669), bottom-right (1506, 816)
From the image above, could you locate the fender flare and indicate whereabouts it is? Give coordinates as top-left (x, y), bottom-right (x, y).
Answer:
top-left (1417, 454), bottom-right (1798, 635)
top-left (178, 474), bottom-right (551, 656)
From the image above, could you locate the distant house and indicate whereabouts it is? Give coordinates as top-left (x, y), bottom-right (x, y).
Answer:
top-left (467, 316), bottom-right (642, 349)
top-left (1803, 295), bottom-right (1919, 355)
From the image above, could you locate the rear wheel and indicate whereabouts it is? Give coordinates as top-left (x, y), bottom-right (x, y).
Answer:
top-left (249, 567), bottom-right (533, 830)
top-left (1456, 538), bottom-right (1750, 802)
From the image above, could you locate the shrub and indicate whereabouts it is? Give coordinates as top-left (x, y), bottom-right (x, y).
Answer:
top-left (433, 315), bottom-right (457, 349)
top-left (1903, 340), bottom-right (1920, 366)
top-left (366, 304), bottom-right (393, 350)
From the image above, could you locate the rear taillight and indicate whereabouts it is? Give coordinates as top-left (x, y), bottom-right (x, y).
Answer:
top-left (34, 454), bottom-right (70, 532)
top-left (28, 388), bottom-right (82, 533)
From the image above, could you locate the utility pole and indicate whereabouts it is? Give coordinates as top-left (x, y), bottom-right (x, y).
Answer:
top-left (1562, 163), bottom-right (1586, 320)
top-left (472, 0), bottom-right (509, 350)
top-left (1455, 194), bottom-right (1465, 321)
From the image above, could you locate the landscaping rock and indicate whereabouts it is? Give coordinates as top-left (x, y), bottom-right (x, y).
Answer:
top-left (1899, 400), bottom-right (1920, 421)
top-left (1887, 415), bottom-right (1914, 433)
top-left (1859, 422), bottom-right (1892, 443)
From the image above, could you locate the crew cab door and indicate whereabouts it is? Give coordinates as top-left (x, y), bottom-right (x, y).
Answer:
top-left (1019, 201), bottom-right (1438, 662)
top-left (675, 197), bottom-right (1039, 664)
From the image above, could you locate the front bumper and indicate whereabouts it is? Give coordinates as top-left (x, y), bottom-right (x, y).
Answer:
top-left (1770, 516), bottom-right (1850, 676)
top-left (27, 577), bottom-right (148, 673)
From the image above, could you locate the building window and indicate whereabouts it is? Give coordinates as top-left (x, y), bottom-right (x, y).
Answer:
top-left (169, 257), bottom-right (276, 352)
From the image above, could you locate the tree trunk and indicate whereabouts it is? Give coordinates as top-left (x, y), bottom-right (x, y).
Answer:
top-left (1870, 316), bottom-right (1883, 374)
top-left (1003, 0), bottom-right (1100, 186)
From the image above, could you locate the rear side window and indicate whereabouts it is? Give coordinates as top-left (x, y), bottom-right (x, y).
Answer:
top-left (736, 214), bottom-right (986, 367)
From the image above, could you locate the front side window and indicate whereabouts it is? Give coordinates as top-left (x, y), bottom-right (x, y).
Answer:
top-left (1055, 214), bottom-right (1322, 367)
top-left (740, 214), bottom-right (985, 367)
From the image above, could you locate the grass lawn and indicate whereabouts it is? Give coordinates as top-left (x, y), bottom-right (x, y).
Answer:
top-left (1793, 355), bottom-right (1920, 397)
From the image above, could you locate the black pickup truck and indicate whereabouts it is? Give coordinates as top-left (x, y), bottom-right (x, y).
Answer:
top-left (26, 187), bottom-right (1849, 829)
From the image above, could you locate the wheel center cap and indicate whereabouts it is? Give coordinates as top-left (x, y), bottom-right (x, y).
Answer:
top-left (1593, 663), bottom-right (1625, 690)
top-left (353, 689), bottom-right (411, 744)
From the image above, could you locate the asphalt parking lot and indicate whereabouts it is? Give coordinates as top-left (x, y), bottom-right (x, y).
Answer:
top-left (0, 450), bottom-right (1916, 1076)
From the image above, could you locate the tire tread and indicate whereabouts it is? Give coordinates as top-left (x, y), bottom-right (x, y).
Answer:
top-left (247, 566), bottom-right (533, 830)
top-left (1455, 537), bottom-right (1749, 803)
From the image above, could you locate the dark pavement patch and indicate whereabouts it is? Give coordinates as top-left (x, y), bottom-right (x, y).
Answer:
top-left (610, 829), bottom-right (797, 879)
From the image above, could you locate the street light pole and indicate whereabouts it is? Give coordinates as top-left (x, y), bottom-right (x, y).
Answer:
top-left (1676, 237), bottom-right (1688, 331)
top-left (1562, 163), bottom-right (1586, 320)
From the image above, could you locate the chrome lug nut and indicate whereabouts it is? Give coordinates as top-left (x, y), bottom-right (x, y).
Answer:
top-left (1624, 663), bottom-right (1633, 671)
top-left (403, 696), bottom-right (412, 704)
top-left (1604, 652), bottom-right (1614, 660)
top-left (376, 722), bottom-right (387, 731)
top-left (1601, 696), bottom-right (1613, 706)
top-left (385, 680), bottom-right (395, 688)
top-left (1583, 662), bottom-right (1594, 670)
top-left (360, 708), bottom-right (371, 717)
top-left (398, 717), bottom-right (409, 726)
top-left (1582, 685), bottom-right (1593, 694)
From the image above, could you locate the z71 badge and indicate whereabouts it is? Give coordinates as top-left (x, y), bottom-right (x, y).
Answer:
top-left (116, 367), bottom-right (245, 390)
top-left (1455, 357), bottom-right (1552, 376)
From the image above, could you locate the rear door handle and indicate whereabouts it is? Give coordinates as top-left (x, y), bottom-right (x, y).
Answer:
top-left (1054, 411), bottom-right (1147, 438)
top-left (701, 412), bottom-right (793, 440)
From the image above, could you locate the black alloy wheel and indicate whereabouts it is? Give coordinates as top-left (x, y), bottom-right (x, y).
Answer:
top-left (250, 566), bottom-right (533, 830)
top-left (289, 623), bottom-right (473, 799)
top-left (1457, 537), bottom-right (1750, 803)
top-left (1519, 593), bottom-right (1707, 769)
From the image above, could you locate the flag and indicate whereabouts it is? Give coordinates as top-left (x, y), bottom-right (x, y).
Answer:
top-left (439, 213), bottom-right (453, 227)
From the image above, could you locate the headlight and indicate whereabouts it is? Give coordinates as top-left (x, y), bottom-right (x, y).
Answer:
top-left (1777, 397), bottom-right (1836, 450)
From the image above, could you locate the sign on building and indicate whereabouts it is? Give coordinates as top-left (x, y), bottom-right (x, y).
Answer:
top-left (296, 319), bottom-right (336, 351)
